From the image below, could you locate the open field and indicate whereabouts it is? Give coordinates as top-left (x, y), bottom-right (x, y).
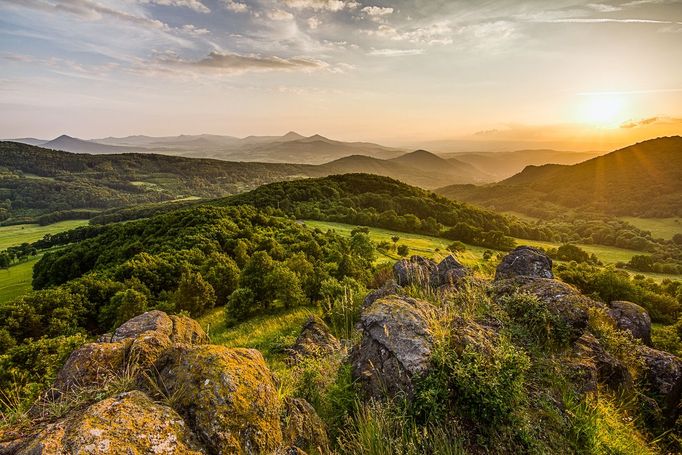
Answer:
top-left (0, 220), bottom-right (89, 250)
top-left (304, 220), bottom-right (680, 282)
top-left (0, 256), bottom-right (39, 304)
top-left (618, 217), bottom-right (682, 240)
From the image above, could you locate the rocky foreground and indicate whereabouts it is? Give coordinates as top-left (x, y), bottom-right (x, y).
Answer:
top-left (2, 246), bottom-right (681, 454)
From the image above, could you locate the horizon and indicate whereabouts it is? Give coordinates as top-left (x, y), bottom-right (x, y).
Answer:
top-left (2, 1), bottom-right (682, 151)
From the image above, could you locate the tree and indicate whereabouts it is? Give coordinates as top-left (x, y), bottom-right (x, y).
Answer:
top-left (447, 241), bottom-right (466, 253)
top-left (350, 232), bottom-right (375, 262)
top-left (227, 288), bottom-right (255, 322)
top-left (397, 244), bottom-right (410, 257)
top-left (201, 253), bottom-right (240, 307)
top-left (265, 265), bottom-right (305, 309)
top-left (239, 251), bottom-right (274, 309)
top-left (172, 270), bottom-right (216, 316)
top-left (0, 252), bottom-right (11, 269)
top-left (110, 289), bottom-right (148, 327)
top-left (391, 236), bottom-right (400, 250)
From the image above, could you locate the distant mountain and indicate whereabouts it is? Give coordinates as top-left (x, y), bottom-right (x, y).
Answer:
top-left (444, 149), bottom-right (600, 180)
top-left (436, 136), bottom-right (682, 218)
top-left (9, 138), bottom-right (48, 146)
top-left (35, 132), bottom-right (405, 164)
top-left (41, 135), bottom-right (140, 154)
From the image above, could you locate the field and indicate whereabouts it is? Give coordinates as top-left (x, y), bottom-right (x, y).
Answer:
top-left (0, 220), bottom-right (89, 250)
top-left (618, 217), bottom-right (682, 240)
top-left (303, 220), bottom-right (680, 282)
top-left (0, 256), bottom-right (40, 304)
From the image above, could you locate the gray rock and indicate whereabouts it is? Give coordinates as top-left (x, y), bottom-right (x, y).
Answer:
top-left (607, 301), bottom-right (652, 345)
top-left (393, 256), bottom-right (437, 287)
top-left (495, 246), bottom-right (553, 281)
top-left (352, 296), bottom-right (434, 399)
top-left (363, 279), bottom-right (402, 308)
top-left (433, 255), bottom-right (467, 287)
top-left (574, 333), bottom-right (633, 392)
top-left (111, 310), bottom-right (173, 342)
top-left (637, 346), bottom-right (682, 424)
top-left (289, 316), bottom-right (340, 360)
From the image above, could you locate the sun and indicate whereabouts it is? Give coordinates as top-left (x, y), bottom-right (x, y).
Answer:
top-left (580, 95), bottom-right (627, 127)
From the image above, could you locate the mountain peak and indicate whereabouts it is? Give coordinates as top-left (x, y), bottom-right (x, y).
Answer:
top-left (282, 131), bottom-right (304, 140)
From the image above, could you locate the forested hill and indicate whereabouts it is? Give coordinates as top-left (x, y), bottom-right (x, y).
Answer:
top-left (437, 136), bottom-right (682, 218)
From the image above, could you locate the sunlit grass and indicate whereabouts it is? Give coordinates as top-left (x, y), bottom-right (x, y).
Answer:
top-left (0, 220), bottom-right (89, 250)
top-left (618, 216), bottom-right (682, 240)
top-left (0, 256), bottom-right (40, 304)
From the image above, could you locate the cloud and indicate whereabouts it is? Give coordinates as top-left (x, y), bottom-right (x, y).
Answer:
top-left (586, 3), bottom-right (622, 12)
top-left (162, 51), bottom-right (329, 74)
top-left (368, 48), bottom-right (424, 56)
top-left (223, 0), bottom-right (248, 13)
top-left (620, 116), bottom-right (682, 128)
top-left (268, 9), bottom-right (294, 20)
top-left (362, 6), bottom-right (394, 16)
top-left (140, 0), bottom-right (210, 14)
top-left (367, 21), bottom-right (453, 45)
top-left (307, 16), bottom-right (321, 29)
top-left (181, 24), bottom-right (210, 35)
top-left (533, 18), bottom-right (682, 24)
top-left (280, 0), bottom-right (359, 12)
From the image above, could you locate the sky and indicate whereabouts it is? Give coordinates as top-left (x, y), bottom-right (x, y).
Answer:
top-left (1, 0), bottom-right (682, 151)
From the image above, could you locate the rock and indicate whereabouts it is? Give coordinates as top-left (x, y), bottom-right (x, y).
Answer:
top-left (281, 397), bottom-right (329, 454)
top-left (574, 333), bottom-right (632, 392)
top-left (17, 391), bottom-right (203, 454)
top-left (169, 314), bottom-right (210, 345)
top-left (111, 310), bottom-right (174, 342)
top-left (433, 255), bottom-right (467, 287)
top-left (637, 346), bottom-right (682, 424)
top-left (607, 301), bottom-right (652, 345)
top-left (352, 296), bottom-right (434, 399)
top-left (290, 316), bottom-right (340, 360)
top-left (278, 448), bottom-right (308, 455)
top-left (495, 246), bottom-right (553, 281)
top-left (156, 345), bottom-right (283, 454)
top-left (53, 341), bottom-right (129, 393)
top-left (363, 279), bottom-right (402, 308)
top-left (393, 256), bottom-right (437, 287)
top-left (494, 277), bottom-right (592, 342)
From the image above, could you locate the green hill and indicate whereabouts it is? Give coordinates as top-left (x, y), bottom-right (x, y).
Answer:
top-left (437, 137), bottom-right (682, 218)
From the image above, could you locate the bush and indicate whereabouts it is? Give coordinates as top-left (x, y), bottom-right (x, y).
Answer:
top-left (172, 270), bottom-right (216, 317)
top-left (397, 245), bottom-right (410, 257)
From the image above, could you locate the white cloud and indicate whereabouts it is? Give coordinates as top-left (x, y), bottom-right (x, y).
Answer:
top-left (281, 0), bottom-right (358, 12)
top-left (223, 0), bottom-right (248, 13)
top-left (140, 0), bottom-right (210, 14)
top-left (587, 3), bottom-right (622, 12)
top-left (160, 51), bottom-right (329, 74)
top-left (181, 24), bottom-right (210, 35)
top-left (368, 48), bottom-right (423, 56)
top-left (268, 9), bottom-right (294, 20)
top-left (368, 21), bottom-right (453, 45)
top-left (307, 16), bottom-right (321, 29)
top-left (361, 6), bottom-right (394, 16)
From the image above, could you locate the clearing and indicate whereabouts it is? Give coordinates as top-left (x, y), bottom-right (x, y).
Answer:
top-left (0, 220), bottom-right (89, 250)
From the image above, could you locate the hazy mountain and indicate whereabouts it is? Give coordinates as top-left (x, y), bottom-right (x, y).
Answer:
top-left (444, 149), bottom-right (600, 180)
top-left (436, 136), bottom-right (682, 218)
top-left (9, 138), bottom-right (48, 146)
top-left (41, 135), bottom-right (140, 154)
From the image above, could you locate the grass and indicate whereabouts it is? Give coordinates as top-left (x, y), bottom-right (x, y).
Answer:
top-left (0, 256), bottom-right (40, 304)
top-left (0, 220), bottom-right (89, 250)
top-left (618, 217), bottom-right (682, 240)
top-left (198, 306), bottom-right (321, 370)
top-left (303, 220), bottom-right (680, 282)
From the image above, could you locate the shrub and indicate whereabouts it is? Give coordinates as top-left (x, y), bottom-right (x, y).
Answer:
top-left (397, 245), bottom-right (410, 257)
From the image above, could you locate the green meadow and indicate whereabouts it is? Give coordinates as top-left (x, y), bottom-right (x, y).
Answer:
top-left (0, 220), bottom-right (89, 250)
top-left (618, 217), bottom-right (682, 240)
top-left (0, 256), bottom-right (40, 304)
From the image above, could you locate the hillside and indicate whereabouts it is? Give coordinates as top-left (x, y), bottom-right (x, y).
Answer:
top-left (447, 149), bottom-right (600, 180)
top-left (437, 137), bottom-right (682, 218)
top-left (0, 142), bottom-right (490, 223)
top-left (13, 132), bottom-right (405, 164)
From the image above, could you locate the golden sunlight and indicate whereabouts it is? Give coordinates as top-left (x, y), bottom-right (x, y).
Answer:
top-left (580, 94), bottom-right (628, 127)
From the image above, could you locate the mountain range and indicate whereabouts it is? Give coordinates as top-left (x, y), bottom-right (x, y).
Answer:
top-left (437, 136), bottom-right (682, 218)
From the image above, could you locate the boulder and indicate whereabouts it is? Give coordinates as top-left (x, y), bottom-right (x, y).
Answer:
top-left (433, 255), bottom-right (467, 287)
top-left (156, 345), bottom-right (283, 454)
top-left (289, 316), bottom-right (340, 360)
top-left (17, 391), bottom-right (203, 454)
top-left (393, 256), bottom-right (437, 287)
top-left (363, 279), bottom-right (402, 309)
top-left (495, 246), bottom-right (553, 281)
top-left (637, 346), bottom-right (682, 424)
top-left (494, 277), bottom-right (592, 342)
top-left (281, 397), bottom-right (329, 454)
top-left (573, 333), bottom-right (632, 392)
top-left (607, 301), bottom-right (652, 345)
top-left (53, 341), bottom-right (129, 393)
top-left (352, 296), bottom-right (434, 399)
top-left (110, 310), bottom-right (173, 342)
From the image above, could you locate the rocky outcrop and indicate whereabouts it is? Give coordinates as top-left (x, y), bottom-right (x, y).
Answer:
top-left (352, 296), bottom-right (434, 399)
top-left (281, 397), bottom-right (329, 454)
top-left (607, 301), bottom-right (652, 345)
top-left (495, 246), bottom-right (553, 280)
top-left (16, 391), bottom-right (203, 455)
top-left (289, 316), bottom-right (340, 361)
top-left (156, 345), bottom-right (283, 454)
top-left (392, 255), bottom-right (467, 289)
top-left (573, 333), bottom-right (632, 392)
top-left (54, 311), bottom-right (209, 394)
top-left (494, 276), bottom-right (592, 342)
top-left (637, 346), bottom-right (682, 424)
top-left (363, 279), bottom-right (402, 308)
top-left (393, 256), bottom-right (437, 287)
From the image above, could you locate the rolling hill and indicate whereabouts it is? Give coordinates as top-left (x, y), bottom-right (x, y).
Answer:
top-left (437, 136), bottom-right (682, 218)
